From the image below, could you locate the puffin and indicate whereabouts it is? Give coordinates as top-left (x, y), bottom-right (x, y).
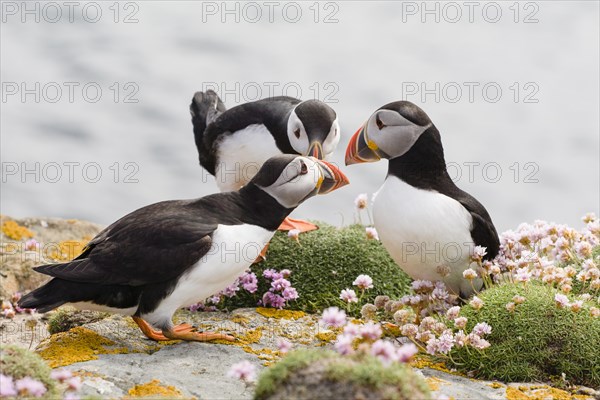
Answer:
top-left (345, 101), bottom-right (499, 297)
top-left (190, 90), bottom-right (340, 232)
top-left (19, 155), bottom-right (349, 342)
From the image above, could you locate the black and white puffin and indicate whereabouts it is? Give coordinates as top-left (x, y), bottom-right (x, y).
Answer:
top-left (190, 90), bottom-right (340, 232)
top-left (345, 101), bottom-right (499, 297)
top-left (19, 155), bottom-right (349, 342)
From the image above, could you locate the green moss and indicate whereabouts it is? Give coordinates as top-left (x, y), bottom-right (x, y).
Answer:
top-left (223, 223), bottom-right (411, 314)
top-left (449, 283), bottom-right (600, 387)
top-left (47, 309), bottom-right (109, 334)
top-left (0, 345), bottom-right (59, 398)
top-left (255, 349), bottom-right (430, 400)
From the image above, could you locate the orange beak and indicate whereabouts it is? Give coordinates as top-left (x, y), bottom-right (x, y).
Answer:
top-left (308, 142), bottom-right (324, 159)
top-left (315, 159), bottom-right (350, 194)
top-left (345, 123), bottom-right (382, 165)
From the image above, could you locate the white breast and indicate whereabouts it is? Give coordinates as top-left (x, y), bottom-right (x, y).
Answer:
top-left (373, 175), bottom-right (476, 295)
top-left (215, 124), bottom-right (282, 192)
top-left (142, 224), bottom-right (273, 327)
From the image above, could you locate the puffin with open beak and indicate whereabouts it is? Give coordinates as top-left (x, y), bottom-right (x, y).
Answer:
top-left (19, 155), bottom-right (349, 342)
top-left (190, 90), bottom-right (340, 233)
top-left (346, 101), bottom-right (499, 298)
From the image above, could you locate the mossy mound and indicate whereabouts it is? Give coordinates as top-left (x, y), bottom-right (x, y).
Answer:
top-left (223, 223), bottom-right (411, 313)
top-left (449, 283), bottom-right (600, 387)
top-left (47, 309), bottom-right (109, 334)
top-left (0, 345), bottom-right (59, 398)
top-left (254, 349), bottom-right (431, 400)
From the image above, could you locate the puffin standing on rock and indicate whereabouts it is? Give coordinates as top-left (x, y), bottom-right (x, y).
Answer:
top-left (190, 90), bottom-right (341, 232)
top-left (345, 101), bottom-right (499, 297)
top-left (19, 155), bottom-right (349, 342)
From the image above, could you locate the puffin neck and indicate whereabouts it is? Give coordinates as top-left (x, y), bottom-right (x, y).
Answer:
top-left (238, 183), bottom-right (294, 230)
top-left (387, 126), bottom-right (449, 187)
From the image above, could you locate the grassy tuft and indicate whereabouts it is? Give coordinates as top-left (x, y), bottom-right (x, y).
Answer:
top-left (254, 348), bottom-right (430, 400)
top-left (222, 223), bottom-right (411, 314)
top-left (0, 345), bottom-right (60, 398)
top-left (449, 283), bottom-right (600, 387)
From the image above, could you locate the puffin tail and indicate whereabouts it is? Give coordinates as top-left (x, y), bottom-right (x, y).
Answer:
top-left (190, 90), bottom-right (226, 138)
top-left (190, 90), bottom-right (226, 171)
top-left (18, 279), bottom-right (69, 313)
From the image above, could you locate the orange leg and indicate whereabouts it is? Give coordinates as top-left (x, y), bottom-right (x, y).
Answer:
top-left (253, 242), bottom-right (270, 264)
top-left (278, 217), bottom-right (318, 233)
top-left (132, 316), bottom-right (195, 341)
top-left (162, 329), bottom-right (235, 342)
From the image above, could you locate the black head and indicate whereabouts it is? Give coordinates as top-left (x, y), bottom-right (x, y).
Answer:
top-left (286, 100), bottom-right (340, 159)
top-left (345, 100), bottom-right (444, 167)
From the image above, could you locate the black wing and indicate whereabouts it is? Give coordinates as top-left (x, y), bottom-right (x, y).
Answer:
top-left (35, 200), bottom-right (217, 286)
top-left (450, 188), bottom-right (500, 260)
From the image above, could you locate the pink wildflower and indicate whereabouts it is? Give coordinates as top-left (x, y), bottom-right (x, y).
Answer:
top-left (227, 360), bottom-right (256, 382)
top-left (339, 289), bottom-right (358, 303)
top-left (320, 307), bottom-right (346, 328)
top-left (353, 274), bottom-right (373, 290)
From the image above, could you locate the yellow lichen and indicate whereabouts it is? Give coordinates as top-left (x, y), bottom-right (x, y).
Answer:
top-left (425, 376), bottom-right (452, 392)
top-left (256, 307), bottom-right (305, 320)
top-left (506, 386), bottom-right (530, 400)
top-left (410, 355), bottom-right (452, 374)
top-left (48, 237), bottom-right (91, 261)
top-left (213, 327), bottom-right (262, 346)
top-left (506, 385), bottom-right (594, 400)
top-left (315, 331), bottom-right (337, 342)
top-left (488, 382), bottom-right (504, 389)
top-left (230, 315), bottom-right (250, 325)
top-left (2, 220), bottom-right (34, 240)
top-left (127, 379), bottom-right (184, 398)
top-left (37, 327), bottom-right (129, 368)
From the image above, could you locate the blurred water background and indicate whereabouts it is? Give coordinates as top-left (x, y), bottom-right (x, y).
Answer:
top-left (1, 1), bottom-right (598, 233)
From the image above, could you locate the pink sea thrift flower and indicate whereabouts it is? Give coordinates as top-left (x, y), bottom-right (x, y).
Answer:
top-left (396, 343), bottom-right (418, 362)
top-left (240, 272), bottom-right (258, 293)
top-left (353, 274), bottom-right (374, 290)
top-left (277, 338), bottom-right (293, 354)
top-left (472, 245), bottom-right (487, 259)
top-left (287, 229), bottom-right (300, 240)
top-left (66, 377), bottom-right (82, 391)
top-left (554, 293), bottom-right (570, 308)
top-left (227, 360), bottom-right (256, 382)
top-left (15, 377), bottom-right (46, 397)
top-left (359, 322), bottom-right (382, 340)
top-left (334, 334), bottom-right (354, 355)
top-left (271, 278), bottom-right (291, 292)
top-left (365, 227), bottom-right (379, 240)
top-left (24, 239), bottom-right (39, 251)
top-left (50, 369), bottom-right (72, 382)
top-left (445, 306), bottom-right (460, 320)
top-left (282, 287), bottom-right (298, 301)
top-left (469, 296), bottom-right (484, 310)
top-left (454, 317), bottom-right (468, 329)
top-left (370, 340), bottom-right (397, 365)
top-left (320, 307), bottom-right (346, 328)
top-left (339, 288), bottom-right (358, 303)
top-left (0, 374), bottom-right (17, 397)
top-left (473, 322), bottom-right (492, 336)
top-left (354, 193), bottom-right (368, 210)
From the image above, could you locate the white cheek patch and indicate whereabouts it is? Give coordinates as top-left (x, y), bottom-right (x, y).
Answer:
top-left (287, 110), bottom-right (309, 155)
top-left (258, 157), bottom-right (321, 208)
top-left (369, 112), bottom-right (431, 158)
top-left (322, 118), bottom-right (340, 157)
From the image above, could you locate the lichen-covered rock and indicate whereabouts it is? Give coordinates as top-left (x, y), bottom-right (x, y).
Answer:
top-left (449, 283), bottom-right (600, 388)
top-left (0, 345), bottom-right (60, 398)
top-left (47, 308), bottom-right (109, 334)
top-left (223, 223), bottom-right (411, 314)
top-left (254, 349), bottom-right (431, 400)
top-left (0, 216), bottom-right (103, 300)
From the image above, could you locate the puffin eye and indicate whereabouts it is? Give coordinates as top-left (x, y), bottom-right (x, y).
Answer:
top-left (294, 128), bottom-right (301, 139)
top-left (300, 161), bottom-right (308, 175)
top-left (376, 116), bottom-right (385, 130)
